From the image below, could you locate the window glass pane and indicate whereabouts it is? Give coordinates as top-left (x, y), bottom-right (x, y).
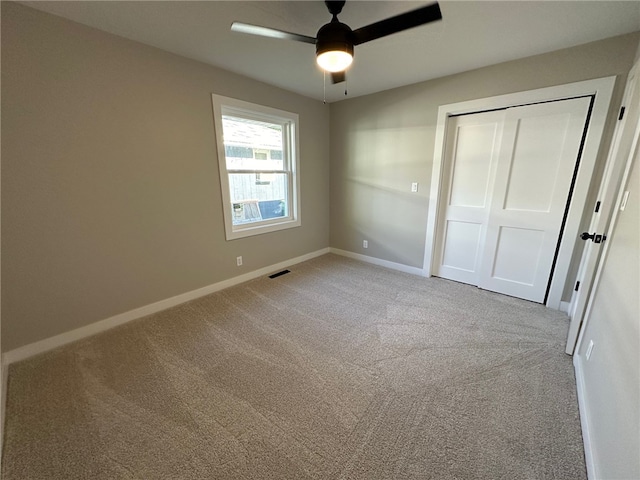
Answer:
top-left (222, 116), bottom-right (284, 171)
top-left (229, 173), bottom-right (288, 225)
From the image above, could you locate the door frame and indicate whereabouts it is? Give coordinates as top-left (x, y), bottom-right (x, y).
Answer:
top-left (423, 76), bottom-right (616, 309)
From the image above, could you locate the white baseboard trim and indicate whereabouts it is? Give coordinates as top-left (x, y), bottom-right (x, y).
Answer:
top-left (2, 248), bottom-right (330, 366)
top-left (329, 248), bottom-right (425, 277)
top-left (1, 362), bottom-right (7, 470)
top-left (560, 301), bottom-right (571, 313)
top-left (574, 355), bottom-right (596, 480)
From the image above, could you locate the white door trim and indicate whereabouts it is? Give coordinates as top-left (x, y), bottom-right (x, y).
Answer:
top-left (423, 76), bottom-right (616, 309)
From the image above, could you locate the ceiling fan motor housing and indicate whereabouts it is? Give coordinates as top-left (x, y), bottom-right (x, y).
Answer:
top-left (315, 20), bottom-right (354, 59)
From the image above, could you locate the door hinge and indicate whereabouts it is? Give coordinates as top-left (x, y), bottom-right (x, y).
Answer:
top-left (594, 200), bottom-right (601, 213)
top-left (619, 106), bottom-right (626, 120)
top-left (574, 281), bottom-right (580, 292)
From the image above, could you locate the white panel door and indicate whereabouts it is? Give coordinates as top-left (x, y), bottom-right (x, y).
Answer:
top-left (566, 59), bottom-right (640, 353)
top-left (477, 97), bottom-right (592, 302)
top-left (433, 110), bottom-right (504, 285)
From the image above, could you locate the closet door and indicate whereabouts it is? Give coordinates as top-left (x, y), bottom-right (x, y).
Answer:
top-left (434, 96), bottom-right (591, 302)
top-left (432, 110), bottom-right (505, 285)
top-left (477, 96), bottom-right (592, 302)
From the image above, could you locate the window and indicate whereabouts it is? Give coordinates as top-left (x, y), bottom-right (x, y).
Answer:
top-left (212, 95), bottom-right (301, 240)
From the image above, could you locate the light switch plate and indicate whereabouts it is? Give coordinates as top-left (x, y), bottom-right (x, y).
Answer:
top-left (620, 191), bottom-right (630, 211)
top-left (586, 340), bottom-right (594, 360)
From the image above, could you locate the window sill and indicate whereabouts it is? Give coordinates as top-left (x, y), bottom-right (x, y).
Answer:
top-left (226, 218), bottom-right (301, 240)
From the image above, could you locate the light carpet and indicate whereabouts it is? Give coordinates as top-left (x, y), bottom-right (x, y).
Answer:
top-left (2, 254), bottom-right (586, 479)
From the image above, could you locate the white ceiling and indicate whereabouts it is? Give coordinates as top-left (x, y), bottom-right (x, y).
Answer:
top-left (21, 1), bottom-right (640, 103)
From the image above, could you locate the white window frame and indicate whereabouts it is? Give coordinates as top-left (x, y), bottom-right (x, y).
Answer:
top-left (211, 94), bottom-right (301, 240)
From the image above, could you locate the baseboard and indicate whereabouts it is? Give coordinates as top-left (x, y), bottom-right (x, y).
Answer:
top-left (1, 362), bottom-right (8, 472)
top-left (574, 355), bottom-right (596, 480)
top-left (2, 248), bottom-right (330, 366)
top-left (560, 301), bottom-right (571, 313)
top-left (329, 248), bottom-right (425, 277)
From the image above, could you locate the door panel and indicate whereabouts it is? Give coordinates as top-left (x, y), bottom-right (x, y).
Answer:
top-left (441, 221), bottom-right (483, 272)
top-left (433, 111), bottom-right (504, 285)
top-left (492, 226), bottom-right (544, 284)
top-left (503, 113), bottom-right (574, 212)
top-left (449, 122), bottom-right (497, 207)
top-left (478, 97), bottom-right (592, 302)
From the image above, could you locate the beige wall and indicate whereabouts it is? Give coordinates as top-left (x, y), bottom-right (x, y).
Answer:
top-left (1, 2), bottom-right (330, 351)
top-left (329, 32), bottom-right (640, 288)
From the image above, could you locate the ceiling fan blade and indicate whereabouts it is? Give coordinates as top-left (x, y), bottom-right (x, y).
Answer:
top-left (352, 2), bottom-right (442, 46)
top-left (331, 71), bottom-right (346, 84)
top-left (231, 22), bottom-right (316, 45)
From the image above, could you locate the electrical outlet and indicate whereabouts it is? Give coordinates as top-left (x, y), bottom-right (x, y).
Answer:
top-left (236, 256), bottom-right (243, 266)
top-left (363, 240), bottom-right (368, 248)
top-left (411, 182), bottom-right (419, 193)
top-left (586, 340), bottom-right (594, 360)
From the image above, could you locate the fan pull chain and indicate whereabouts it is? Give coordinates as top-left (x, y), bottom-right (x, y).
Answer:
top-left (345, 76), bottom-right (348, 96)
top-left (323, 70), bottom-right (326, 104)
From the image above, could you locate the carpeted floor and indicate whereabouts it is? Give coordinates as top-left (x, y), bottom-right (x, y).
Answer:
top-left (2, 254), bottom-right (586, 479)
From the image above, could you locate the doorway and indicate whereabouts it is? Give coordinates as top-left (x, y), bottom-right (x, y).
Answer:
top-left (423, 77), bottom-right (616, 308)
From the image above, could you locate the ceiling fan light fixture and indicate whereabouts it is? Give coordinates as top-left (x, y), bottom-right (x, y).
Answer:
top-left (315, 18), bottom-right (354, 72)
top-left (317, 49), bottom-right (353, 72)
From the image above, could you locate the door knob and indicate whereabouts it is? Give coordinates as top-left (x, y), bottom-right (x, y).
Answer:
top-left (580, 232), bottom-right (606, 243)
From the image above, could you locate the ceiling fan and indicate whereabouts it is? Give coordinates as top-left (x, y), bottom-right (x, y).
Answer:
top-left (231, 1), bottom-right (442, 85)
